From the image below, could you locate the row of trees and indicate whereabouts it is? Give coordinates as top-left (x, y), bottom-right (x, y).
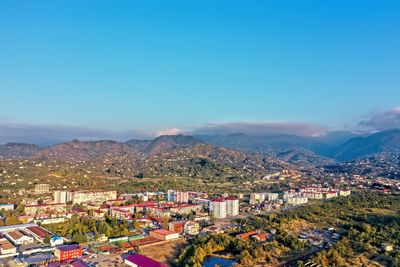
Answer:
top-left (44, 214), bottom-right (133, 244)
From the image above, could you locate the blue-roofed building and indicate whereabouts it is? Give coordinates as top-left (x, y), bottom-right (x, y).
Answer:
top-left (50, 235), bottom-right (64, 246)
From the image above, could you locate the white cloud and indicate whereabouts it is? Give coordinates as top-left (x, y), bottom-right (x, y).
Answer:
top-left (358, 107), bottom-right (400, 132)
top-left (155, 128), bottom-right (183, 137)
top-left (190, 121), bottom-right (327, 136)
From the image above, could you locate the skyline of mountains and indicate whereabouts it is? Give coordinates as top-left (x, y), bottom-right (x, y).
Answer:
top-left (0, 128), bottom-right (400, 163)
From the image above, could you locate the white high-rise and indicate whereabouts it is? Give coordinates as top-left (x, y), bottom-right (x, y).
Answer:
top-left (167, 190), bottom-right (189, 203)
top-left (210, 197), bottom-right (239, 219)
top-left (211, 198), bottom-right (227, 219)
top-left (225, 197), bottom-right (239, 216)
top-left (54, 190), bottom-right (71, 204)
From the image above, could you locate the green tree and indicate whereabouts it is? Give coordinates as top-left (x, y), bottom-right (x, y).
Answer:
top-left (43, 234), bottom-right (52, 245)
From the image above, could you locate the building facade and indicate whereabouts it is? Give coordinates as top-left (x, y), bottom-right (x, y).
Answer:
top-left (211, 199), bottom-right (227, 219)
top-left (54, 190), bottom-right (117, 204)
top-left (225, 197), bottom-right (239, 216)
top-left (34, 184), bottom-right (50, 194)
top-left (54, 244), bottom-right (82, 261)
top-left (167, 190), bottom-right (189, 203)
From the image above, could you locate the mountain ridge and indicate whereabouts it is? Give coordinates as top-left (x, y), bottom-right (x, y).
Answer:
top-left (1, 129), bottom-right (400, 163)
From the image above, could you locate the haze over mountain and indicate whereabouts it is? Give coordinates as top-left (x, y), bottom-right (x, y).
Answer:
top-left (0, 128), bottom-right (399, 165)
top-left (195, 131), bottom-right (362, 159)
top-left (330, 129), bottom-right (400, 161)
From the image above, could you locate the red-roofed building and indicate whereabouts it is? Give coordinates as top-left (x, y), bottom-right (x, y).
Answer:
top-left (237, 230), bottom-right (270, 242)
top-left (26, 226), bottom-right (50, 242)
top-left (150, 229), bottom-right (179, 241)
top-left (237, 231), bottom-right (258, 241)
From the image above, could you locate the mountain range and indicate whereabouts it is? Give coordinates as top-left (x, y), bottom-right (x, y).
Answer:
top-left (0, 135), bottom-right (290, 180)
top-left (1, 129), bottom-right (400, 164)
top-left (197, 129), bottom-right (400, 162)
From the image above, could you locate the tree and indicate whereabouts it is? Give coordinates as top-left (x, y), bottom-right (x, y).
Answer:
top-left (238, 249), bottom-right (254, 266)
top-left (5, 216), bottom-right (20, 226)
top-left (72, 232), bottom-right (87, 244)
top-left (44, 234), bottom-right (52, 245)
top-left (163, 215), bottom-right (169, 230)
top-left (252, 246), bottom-right (266, 263)
top-left (132, 213), bottom-right (140, 229)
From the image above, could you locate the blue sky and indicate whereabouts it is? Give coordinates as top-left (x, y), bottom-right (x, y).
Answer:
top-left (0, 1), bottom-right (400, 142)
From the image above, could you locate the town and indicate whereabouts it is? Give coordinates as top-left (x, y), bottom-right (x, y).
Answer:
top-left (0, 182), bottom-right (358, 266)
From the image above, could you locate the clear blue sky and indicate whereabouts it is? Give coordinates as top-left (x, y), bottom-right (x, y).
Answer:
top-left (0, 0), bottom-right (399, 134)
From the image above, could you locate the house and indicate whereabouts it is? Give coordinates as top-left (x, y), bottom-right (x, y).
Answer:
top-left (251, 232), bottom-right (269, 242)
top-left (168, 221), bottom-right (185, 233)
top-left (124, 254), bottom-right (167, 267)
top-left (93, 209), bottom-right (107, 220)
top-left (184, 221), bottom-right (200, 235)
top-left (110, 207), bottom-right (132, 220)
top-left (136, 217), bottom-right (153, 228)
top-left (237, 231), bottom-right (258, 241)
top-left (202, 226), bottom-right (224, 234)
top-left (150, 229), bottom-right (179, 241)
top-left (54, 244), bottom-right (82, 261)
top-left (6, 230), bottom-right (34, 245)
top-left (95, 234), bottom-right (108, 243)
top-left (237, 230), bottom-right (269, 242)
top-left (382, 243), bottom-right (394, 252)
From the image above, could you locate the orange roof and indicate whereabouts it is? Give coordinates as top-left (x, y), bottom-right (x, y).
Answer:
top-left (252, 233), bottom-right (268, 242)
top-left (238, 231), bottom-right (258, 241)
top-left (0, 239), bottom-right (15, 250)
top-left (7, 230), bottom-right (25, 240)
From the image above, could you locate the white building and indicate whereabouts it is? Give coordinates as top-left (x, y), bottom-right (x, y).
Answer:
top-left (184, 221), bottom-right (200, 235)
top-left (249, 193), bottom-right (264, 205)
top-left (283, 190), bottom-right (299, 199)
top-left (167, 190), bottom-right (189, 203)
top-left (5, 230), bottom-right (34, 245)
top-left (54, 190), bottom-right (117, 204)
top-left (34, 184), bottom-right (50, 194)
top-left (339, 188), bottom-right (351, 197)
top-left (54, 191), bottom-right (71, 204)
top-left (264, 193), bottom-right (279, 201)
top-left (225, 197), bottom-right (239, 216)
top-left (211, 198), bottom-right (227, 219)
top-left (302, 191), bottom-right (323, 199)
top-left (284, 197), bottom-right (308, 205)
top-left (50, 235), bottom-right (64, 246)
top-left (324, 191), bottom-right (338, 199)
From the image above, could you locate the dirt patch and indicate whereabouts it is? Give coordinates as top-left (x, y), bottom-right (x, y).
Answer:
top-left (140, 238), bottom-right (187, 266)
